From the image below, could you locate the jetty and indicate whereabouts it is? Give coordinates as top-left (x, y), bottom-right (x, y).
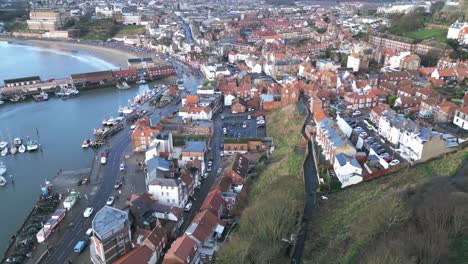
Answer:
top-left (0, 64), bottom-right (176, 101)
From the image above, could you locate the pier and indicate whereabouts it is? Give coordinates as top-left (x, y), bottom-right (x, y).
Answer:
top-left (0, 64), bottom-right (176, 101)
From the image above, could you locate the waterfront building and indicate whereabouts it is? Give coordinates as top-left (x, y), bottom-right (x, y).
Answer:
top-left (90, 206), bottom-right (132, 264)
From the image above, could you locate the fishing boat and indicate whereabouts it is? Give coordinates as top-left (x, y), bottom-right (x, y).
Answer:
top-left (93, 127), bottom-right (109, 136)
top-left (1, 148), bottom-right (7, 156)
top-left (0, 141), bottom-right (7, 150)
top-left (9, 94), bottom-right (25, 102)
top-left (13, 138), bottom-right (22, 146)
top-left (0, 162), bottom-right (6, 175)
top-left (106, 118), bottom-right (117, 126)
top-left (0, 176), bottom-right (6, 187)
top-left (26, 139), bottom-right (39, 151)
top-left (118, 106), bottom-right (134, 116)
top-left (116, 82), bottom-right (130, 90)
top-left (10, 145), bottom-right (17, 155)
top-left (18, 144), bottom-right (26, 153)
top-left (82, 140), bottom-right (90, 148)
top-left (32, 92), bottom-right (48, 102)
top-left (136, 79), bottom-right (146, 84)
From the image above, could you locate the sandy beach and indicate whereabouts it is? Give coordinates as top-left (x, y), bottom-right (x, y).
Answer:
top-left (0, 37), bottom-right (152, 68)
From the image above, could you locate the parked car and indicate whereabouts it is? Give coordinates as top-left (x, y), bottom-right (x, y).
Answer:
top-left (384, 156), bottom-right (393, 162)
top-left (355, 126), bottom-right (362, 131)
top-left (359, 132), bottom-right (368, 138)
top-left (114, 181), bottom-right (122, 189)
top-left (203, 172), bottom-right (209, 179)
top-left (184, 202), bottom-right (193, 212)
top-left (247, 114), bottom-right (251, 120)
top-left (352, 110), bottom-right (361, 116)
top-left (390, 159), bottom-right (400, 166)
top-left (119, 163), bottom-right (125, 171)
top-left (83, 207), bottom-right (94, 218)
top-left (376, 149), bottom-right (386, 155)
top-left (364, 137), bottom-right (374, 142)
top-left (223, 127), bottom-right (227, 135)
top-left (106, 197), bottom-right (114, 206)
top-left (242, 122), bottom-right (247, 128)
top-left (85, 228), bottom-right (93, 236)
top-left (207, 166), bottom-right (212, 172)
top-left (130, 125), bottom-right (136, 130)
top-left (208, 161), bottom-right (213, 167)
top-left (380, 153), bottom-right (390, 158)
top-left (221, 115), bottom-right (225, 120)
top-left (100, 153), bottom-right (108, 164)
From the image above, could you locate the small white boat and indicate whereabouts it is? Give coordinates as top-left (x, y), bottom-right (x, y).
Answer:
top-left (0, 142), bottom-right (7, 150)
top-left (0, 100), bottom-right (4, 105)
top-left (18, 144), bottom-right (26, 153)
top-left (33, 92), bottom-right (48, 102)
top-left (0, 148), bottom-right (7, 156)
top-left (106, 118), bottom-right (117, 126)
top-left (26, 141), bottom-right (39, 151)
top-left (0, 162), bottom-right (6, 175)
top-left (82, 140), bottom-right (90, 148)
top-left (10, 145), bottom-right (17, 155)
top-left (0, 176), bottom-right (6, 187)
top-left (13, 138), bottom-right (22, 146)
top-left (136, 79), bottom-right (146, 84)
top-left (116, 82), bottom-right (131, 90)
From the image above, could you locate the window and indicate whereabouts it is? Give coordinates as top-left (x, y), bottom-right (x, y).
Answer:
top-left (161, 192), bottom-right (164, 196)
top-left (166, 192), bottom-right (169, 196)
top-left (172, 199), bottom-right (175, 203)
top-left (167, 199), bottom-right (170, 203)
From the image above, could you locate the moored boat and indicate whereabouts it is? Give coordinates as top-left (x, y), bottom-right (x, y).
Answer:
top-left (0, 176), bottom-right (6, 187)
top-left (26, 140), bottom-right (39, 151)
top-left (116, 82), bottom-right (130, 90)
top-left (82, 140), bottom-right (90, 148)
top-left (13, 138), bottom-right (22, 146)
top-left (0, 141), bottom-right (7, 150)
top-left (33, 92), bottom-right (48, 102)
top-left (1, 148), bottom-right (7, 156)
top-left (10, 145), bottom-right (17, 155)
top-left (136, 79), bottom-right (146, 84)
top-left (18, 144), bottom-right (26, 153)
top-left (0, 162), bottom-right (6, 175)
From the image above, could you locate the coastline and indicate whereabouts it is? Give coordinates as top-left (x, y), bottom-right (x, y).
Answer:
top-left (0, 37), bottom-right (151, 69)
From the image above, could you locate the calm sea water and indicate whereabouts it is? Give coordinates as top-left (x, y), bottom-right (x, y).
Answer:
top-left (0, 41), bottom-right (174, 257)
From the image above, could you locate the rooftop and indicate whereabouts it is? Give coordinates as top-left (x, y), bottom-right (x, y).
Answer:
top-left (92, 206), bottom-right (128, 240)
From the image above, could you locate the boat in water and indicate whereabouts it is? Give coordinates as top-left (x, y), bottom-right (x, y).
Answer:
top-left (0, 141), bottom-right (7, 150)
top-left (32, 92), bottom-right (49, 102)
top-left (0, 162), bottom-right (6, 176)
top-left (18, 144), bottom-right (26, 153)
top-left (55, 88), bottom-right (79, 98)
top-left (136, 79), bottom-right (146, 84)
top-left (82, 139), bottom-right (90, 148)
top-left (9, 94), bottom-right (26, 102)
top-left (26, 140), bottom-right (39, 151)
top-left (13, 138), bottom-right (22, 146)
top-left (0, 176), bottom-right (6, 187)
top-left (10, 145), bottom-right (17, 155)
top-left (118, 106), bottom-right (134, 115)
top-left (116, 82), bottom-right (131, 90)
top-left (1, 148), bottom-right (7, 156)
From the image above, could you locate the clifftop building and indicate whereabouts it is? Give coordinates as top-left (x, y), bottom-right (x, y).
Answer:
top-left (27, 8), bottom-right (69, 31)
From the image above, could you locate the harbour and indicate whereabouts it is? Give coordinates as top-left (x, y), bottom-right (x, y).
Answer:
top-left (0, 41), bottom-right (197, 258)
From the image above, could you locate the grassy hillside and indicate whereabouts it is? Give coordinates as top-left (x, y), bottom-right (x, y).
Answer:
top-left (115, 25), bottom-right (146, 38)
top-left (217, 104), bottom-right (306, 263)
top-left (303, 148), bottom-right (468, 264)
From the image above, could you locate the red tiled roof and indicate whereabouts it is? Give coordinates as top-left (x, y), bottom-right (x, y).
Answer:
top-left (314, 109), bottom-right (329, 122)
top-left (114, 245), bottom-right (153, 264)
top-left (201, 189), bottom-right (224, 215)
top-left (163, 235), bottom-right (197, 264)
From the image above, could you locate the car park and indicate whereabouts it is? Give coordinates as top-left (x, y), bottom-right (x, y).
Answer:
top-left (83, 207), bottom-right (94, 218)
top-left (184, 202), bottom-right (193, 212)
top-left (106, 197), bottom-right (114, 206)
top-left (390, 159), bottom-right (400, 166)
